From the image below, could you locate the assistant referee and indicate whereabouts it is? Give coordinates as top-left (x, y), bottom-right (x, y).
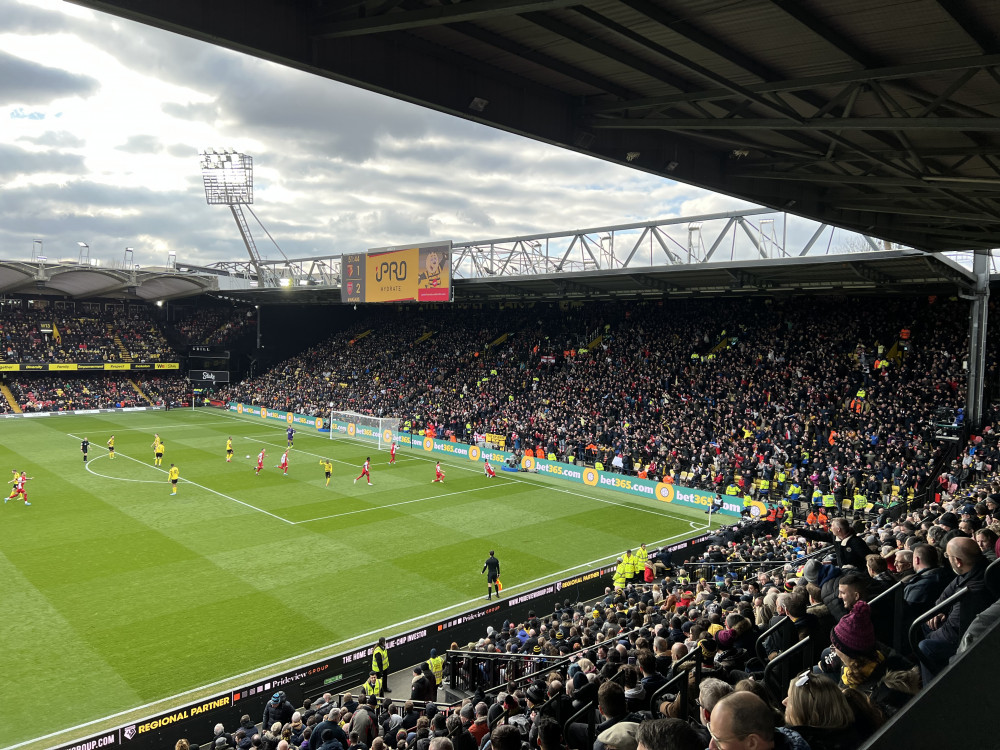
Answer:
top-left (482, 550), bottom-right (501, 600)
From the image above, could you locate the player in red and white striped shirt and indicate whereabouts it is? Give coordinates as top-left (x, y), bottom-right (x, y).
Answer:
top-left (355, 457), bottom-right (372, 485)
top-left (389, 441), bottom-right (397, 465)
top-left (255, 449), bottom-right (266, 476)
top-left (484, 459), bottom-right (496, 478)
top-left (432, 462), bottom-right (445, 483)
top-left (278, 450), bottom-right (289, 476)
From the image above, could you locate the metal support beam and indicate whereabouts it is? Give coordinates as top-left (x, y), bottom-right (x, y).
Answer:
top-left (312, 0), bottom-right (581, 38)
top-left (587, 117), bottom-right (1000, 131)
top-left (966, 249), bottom-right (990, 429)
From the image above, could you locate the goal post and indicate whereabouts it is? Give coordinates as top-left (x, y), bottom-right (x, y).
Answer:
top-left (328, 410), bottom-right (401, 451)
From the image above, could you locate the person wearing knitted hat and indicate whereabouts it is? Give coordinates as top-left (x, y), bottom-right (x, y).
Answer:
top-left (829, 600), bottom-right (889, 693)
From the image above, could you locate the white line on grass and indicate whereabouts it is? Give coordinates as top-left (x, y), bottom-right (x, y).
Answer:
top-left (70, 421), bottom-right (242, 433)
top-left (237, 436), bottom-right (499, 525)
top-left (66, 433), bottom-right (294, 525)
top-left (7, 524), bottom-right (702, 750)
top-left (293, 485), bottom-right (497, 525)
top-left (83, 455), bottom-right (161, 484)
top-left (202, 409), bottom-right (716, 530)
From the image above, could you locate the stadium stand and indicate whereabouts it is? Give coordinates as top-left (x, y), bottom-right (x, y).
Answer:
top-left (0, 306), bottom-right (177, 363)
top-left (173, 305), bottom-right (257, 346)
top-left (6, 374), bottom-right (188, 412)
top-left (222, 296), bottom-right (973, 511)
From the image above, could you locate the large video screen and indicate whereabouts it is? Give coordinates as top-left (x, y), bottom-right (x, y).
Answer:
top-left (341, 241), bottom-right (452, 304)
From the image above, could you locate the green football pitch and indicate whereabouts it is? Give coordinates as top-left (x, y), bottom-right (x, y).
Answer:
top-left (0, 408), bottom-right (718, 748)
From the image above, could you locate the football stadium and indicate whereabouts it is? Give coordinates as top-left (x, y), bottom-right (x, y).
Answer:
top-left (3, 2), bottom-right (1000, 750)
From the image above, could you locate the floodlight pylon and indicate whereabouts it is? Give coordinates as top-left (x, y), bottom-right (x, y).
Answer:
top-left (200, 150), bottom-right (279, 287)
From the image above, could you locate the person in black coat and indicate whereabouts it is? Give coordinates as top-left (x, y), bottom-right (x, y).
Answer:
top-left (263, 692), bottom-right (295, 731)
top-left (902, 543), bottom-right (952, 623)
top-left (309, 712), bottom-right (349, 750)
top-left (799, 518), bottom-right (870, 571)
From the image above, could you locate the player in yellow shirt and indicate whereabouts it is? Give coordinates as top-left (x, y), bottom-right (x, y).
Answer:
top-left (153, 439), bottom-right (165, 466)
top-left (151, 434), bottom-right (161, 462)
top-left (107, 435), bottom-right (115, 460)
top-left (319, 458), bottom-right (333, 487)
top-left (7, 469), bottom-right (21, 501)
top-left (168, 463), bottom-right (180, 495)
top-left (226, 437), bottom-right (234, 463)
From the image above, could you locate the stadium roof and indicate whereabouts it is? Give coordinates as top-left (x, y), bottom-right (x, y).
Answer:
top-left (72, 0), bottom-right (1000, 252)
top-left (0, 261), bottom-right (218, 301)
top-left (210, 249), bottom-right (975, 304)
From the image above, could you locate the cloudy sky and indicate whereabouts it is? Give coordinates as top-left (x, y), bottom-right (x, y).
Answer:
top-left (2, 0), bottom-right (850, 272)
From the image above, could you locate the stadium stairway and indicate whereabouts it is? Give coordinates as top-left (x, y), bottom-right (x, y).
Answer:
top-left (108, 323), bottom-right (133, 362)
top-left (1, 384), bottom-right (21, 413)
top-left (128, 379), bottom-right (153, 405)
top-left (486, 332), bottom-right (509, 350)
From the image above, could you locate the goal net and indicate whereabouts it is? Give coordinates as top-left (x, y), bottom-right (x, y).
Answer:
top-left (328, 410), bottom-right (401, 451)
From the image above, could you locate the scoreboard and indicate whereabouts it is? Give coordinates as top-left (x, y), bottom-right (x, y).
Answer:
top-left (341, 241), bottom-right (452, 304)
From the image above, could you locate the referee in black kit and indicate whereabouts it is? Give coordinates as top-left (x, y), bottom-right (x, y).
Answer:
top-left (81, 437), bottom-right (89, 463)
top-left (482, 550), bottom-right (501, 600)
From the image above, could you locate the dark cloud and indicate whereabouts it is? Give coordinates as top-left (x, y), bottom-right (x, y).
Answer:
top-left (0, 50), bottom-right (99, 105)
top-left (167, 143), bottom-right (199, 159)
top-left (17, 130), bottom-right (86, 148)
top-left (0, 143), bottom-right (87, 179)
top-left (116, 134), bottom-right (163, 154)
top-left (3, 1), bottom-right (75, 34)
top-left (161, 101), bottom-right (219, 123)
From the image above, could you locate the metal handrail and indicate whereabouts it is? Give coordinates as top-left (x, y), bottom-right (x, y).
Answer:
top-left (649, 653), bottom-right (700, 717)
top-left (867, 579), bottom-right (906, 653)
top-left (985, 556), bottom-right (1000, 598)
top-left (908, 587), bottom-right (970, 666)
top-left (670, 645), bottom-right (704, 685)
top-left (755, 615), bottom-right (791, 663)
top-left (762, 635), bottom-right (812, 698)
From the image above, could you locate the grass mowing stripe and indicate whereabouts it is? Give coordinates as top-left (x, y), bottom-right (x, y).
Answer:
top-left (292, 484), bottom-right (501, 524)
top-left (8, 521), bottom-right (702, 750)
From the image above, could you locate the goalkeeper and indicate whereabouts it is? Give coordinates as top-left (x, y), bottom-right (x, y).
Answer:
top-left (482, 550), bottom-right (501, 601)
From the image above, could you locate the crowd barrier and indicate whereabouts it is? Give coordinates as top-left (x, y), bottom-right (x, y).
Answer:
top-left (226, 402), bottom-right (740, 518)
top-left (52, 523), bottom-right (718, 750)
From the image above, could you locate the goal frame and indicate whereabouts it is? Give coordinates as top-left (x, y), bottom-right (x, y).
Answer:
top-left (328, 410), bottom-right (400, 451)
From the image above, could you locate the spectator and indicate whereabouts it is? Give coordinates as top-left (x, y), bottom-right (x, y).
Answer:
top-left (707, 692), bottom-right (809, 750)
top-left (782, 672), bottom-right (862, 750)
top-left (917, 537), bottom-right (993, 681)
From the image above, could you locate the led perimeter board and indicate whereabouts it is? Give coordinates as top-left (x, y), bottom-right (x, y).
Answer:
top-left (341, 241), bottom-right (452, 304)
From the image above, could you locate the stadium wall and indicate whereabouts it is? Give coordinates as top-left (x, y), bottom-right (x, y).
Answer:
top-left (0, 406), bottom-right (163, 419)
top-left (226, 402), bottom-right (741, 518)
top-left (51, 531), bottom-right (716, 750)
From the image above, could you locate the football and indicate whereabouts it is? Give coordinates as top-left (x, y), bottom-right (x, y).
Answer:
top-left (245, 455), bottom-right (250, 459)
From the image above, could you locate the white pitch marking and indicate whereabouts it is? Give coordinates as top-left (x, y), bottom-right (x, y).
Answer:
top-left (66, 433), bottom-right (294, 525)
top-left (293, 484), bottom-right (498, 525)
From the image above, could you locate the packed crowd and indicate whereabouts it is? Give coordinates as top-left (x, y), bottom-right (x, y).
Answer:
top-left (222, 296), bottom-right (972, 509)
top-left (400, 489), bottom-right (997, 750)
top-left (171, 481), bottom-right (1000, 750)
top-left (173, 306), bottom-right (257, 346)
top-left (6, 375), bottom-right (188, 412)
top-left (0, 306), bottom-right (177, 363)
